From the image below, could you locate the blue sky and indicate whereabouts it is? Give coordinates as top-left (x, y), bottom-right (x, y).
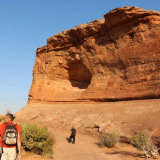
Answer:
top-left (0, 0), bottom-right (160, 114)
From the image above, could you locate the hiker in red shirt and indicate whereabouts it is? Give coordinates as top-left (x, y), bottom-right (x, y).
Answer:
top-left (0, 113), bottom-right (21, 160)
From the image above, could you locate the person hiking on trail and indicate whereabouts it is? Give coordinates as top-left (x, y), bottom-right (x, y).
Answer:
top-left (0, 113), bottom-right (21, 160)
top-left (69, 126), bottom-right (76, 144)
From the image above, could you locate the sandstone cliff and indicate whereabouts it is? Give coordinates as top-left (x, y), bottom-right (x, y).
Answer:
top-left (29, 7), bottom-right (160, 103)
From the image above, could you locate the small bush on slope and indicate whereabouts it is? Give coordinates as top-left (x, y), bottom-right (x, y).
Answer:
top-left (131, 131), bottom-right (150, 150)
top-left (21, 123), bottom-right (54, 158)
top-left (131, 131), bottom-right (159, 158)
top-left (99, 131), bottom-right (120, 148)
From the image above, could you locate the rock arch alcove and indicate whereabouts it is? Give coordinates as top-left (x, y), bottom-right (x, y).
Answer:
top-left (67, 60), bottom-right (92, 90)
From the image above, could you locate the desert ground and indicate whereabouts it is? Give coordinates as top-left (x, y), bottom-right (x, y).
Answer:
top-left (22, 129), bottom-right (146, 160)
top-left (16, 99), bottom-right (160, 160)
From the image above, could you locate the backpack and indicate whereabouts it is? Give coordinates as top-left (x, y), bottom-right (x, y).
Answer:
top-left (3, 122), bottom-right (18, 146)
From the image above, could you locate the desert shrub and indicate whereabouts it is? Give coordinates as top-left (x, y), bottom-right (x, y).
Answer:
top-left (144, 141), bottom-right (159, 159)
top-left (131, 131), bottom-right (159, 158)
top-left (131, 131), bottom-right (150, 150)
top-left (20, 123), bottom-right (54, 158)
top-left (99, 131), bottom-right (120, 148)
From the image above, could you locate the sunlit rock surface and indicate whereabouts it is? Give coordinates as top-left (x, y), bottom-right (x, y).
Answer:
top-left (28, 7), bottom-right (160, 103)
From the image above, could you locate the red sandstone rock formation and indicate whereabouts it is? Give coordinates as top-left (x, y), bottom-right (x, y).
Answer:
top-left (28, 7), bottom-right (160, 103)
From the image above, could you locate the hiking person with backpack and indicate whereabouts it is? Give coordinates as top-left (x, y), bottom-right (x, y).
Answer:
top-left (0, 113), bottom-right (21, 160)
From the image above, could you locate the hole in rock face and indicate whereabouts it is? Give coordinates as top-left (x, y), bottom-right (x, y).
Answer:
top-left (67, 60), bottom-right (92, 89)
top-left (128, 32), bottom-right (135, 39)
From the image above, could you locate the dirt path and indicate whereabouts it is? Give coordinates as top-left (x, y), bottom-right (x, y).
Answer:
top-left (22, 129), bottom-right (150, 160)
top-left (52, 129), bottom-right (127, 160)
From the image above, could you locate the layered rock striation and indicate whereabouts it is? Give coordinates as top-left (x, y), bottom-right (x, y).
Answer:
top-left (29, 7), bottom-right (160, 103)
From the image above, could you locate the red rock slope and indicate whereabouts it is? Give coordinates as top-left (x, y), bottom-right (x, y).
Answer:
top-left (28, 7), bottom-right (160, 103)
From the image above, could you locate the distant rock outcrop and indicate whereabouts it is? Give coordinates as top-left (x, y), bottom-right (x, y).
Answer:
top-left (28, 7), bottom-right (160, 103)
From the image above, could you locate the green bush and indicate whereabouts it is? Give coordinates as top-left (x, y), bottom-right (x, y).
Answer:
top-left (21, 123), bottom-right (54, 157)
top-left (99, 131), bottom-right (120, 148)
top-left (130, 131), bottom-right (151, 150)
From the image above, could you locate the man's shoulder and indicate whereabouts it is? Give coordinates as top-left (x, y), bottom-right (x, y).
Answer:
top-left (0, 122), bottom-right (7, 132)
top-left (0, 122), bottom-right (6, 127)
top-left (3, 122), bottom-right (21, 131)
top-left (0, 122), bottom-right (19, 128)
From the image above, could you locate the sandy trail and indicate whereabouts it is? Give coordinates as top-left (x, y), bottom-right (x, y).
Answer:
top-left (22, 129), bottom-right (148, 160)
top-left (52, 129), bottom-right (127, 160)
